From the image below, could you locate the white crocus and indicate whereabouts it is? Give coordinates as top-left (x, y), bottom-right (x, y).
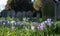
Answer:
top-left (23, 18), bottom-right (26, 22)
top-left (11, 20), bottom-right (15, 24)
top-left (10, 20), bottom-right (16, 25)
top-left (8, 21), bottom-right (10, 24)
top-left (3, 22), bottom-right (5, 25)
top-left (31, 26), bottom-right (35, 31)
top-left (44, 21), bottom-right (47, 23)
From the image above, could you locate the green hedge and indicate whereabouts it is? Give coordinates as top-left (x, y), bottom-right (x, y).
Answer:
top-left (42, 2), bottom-right (54, 19)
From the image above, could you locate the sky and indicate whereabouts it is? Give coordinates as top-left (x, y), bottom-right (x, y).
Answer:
top-left (0, 0), bottom-right (8, 12)
top-left (31, 0), bottom-right (35, 3)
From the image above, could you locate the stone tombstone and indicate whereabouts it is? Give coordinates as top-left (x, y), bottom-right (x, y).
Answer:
top-left (54, 0), bottom-right (60, 20)
top-left (8, 9), bottom-right (15, 18)
top-left (29, 11), bottom-right (33, 17)
top-left (22, 11), bottom-right (26, 18)
top-left (27, 11), bottom-right (33, 18)
top-left (16, 11), bottom-right (23, 18)
top-left (1, 10), bottom-right (8, 18)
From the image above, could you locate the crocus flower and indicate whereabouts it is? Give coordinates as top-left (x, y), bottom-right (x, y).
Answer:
top-left (37, 25), bottom-right (44, 30)
top-left (23, 18), bottom-right (26, 22)
top-left (41, 22), bottom-right (46, 28)
top-left (16, 21), bottom-right (21, 25)
top-left (10, 20), bottom-right (16, 25)
top-left (11, 26), bottom-right (15, 30)
top-left (47, 18), bottom-right (52, 26)
top-left (31, 26), bottom-right (35, 31)
top-left (31, 22), bottom-right (38, 25)
top-left (3, 20), bottom-right (10, 26)
top-left (10, 20), bottom-right (15, 24)
top-left (44, 21), bottom-right (47, 23)
top-left (47, 18), bottom-right (51, 23)
top-left (0, 20), bottom-right (3, 24)
top-left (5, 21), bottom-right (10, 26)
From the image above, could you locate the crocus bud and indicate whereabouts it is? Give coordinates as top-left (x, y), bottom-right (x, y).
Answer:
top-left (31, 26), bottom-right (35, 31)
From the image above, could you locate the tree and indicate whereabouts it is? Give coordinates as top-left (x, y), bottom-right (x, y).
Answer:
top-left (33, 0), bottom-right (55, 18)
top-left (5, 0), bottom-right (12, 10)
top-left (5, 0), bottom-right (34, 11)
top-left (33, 0), bottom-right (42, 11)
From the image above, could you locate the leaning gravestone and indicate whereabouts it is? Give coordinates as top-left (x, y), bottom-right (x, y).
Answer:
top-left (1, 10), bottom-right (8, 18)
top-left (8, 9), bottom-right (15, 18)
top-left (54, 0), bottom-right (60, 20)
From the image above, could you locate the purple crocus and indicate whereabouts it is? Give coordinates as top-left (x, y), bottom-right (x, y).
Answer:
top-left (41, 22), bottom-right (46, 28)
top-left (47, 18), bottom-right (52, 26)
top-left (37, 25), bottom-right (44, 30)
top-left (31, 22), bottom-right (38, 25)
top-left (11, 26), bottom-right (15, 30)
top-left (0, 20), bottom-right (3, 24)
top-left (16, 21), bottom-right (21, 25)
top-left (3, 20), bottom-right (10, 26)
top-left (47, 18), bottom-right (51, 23)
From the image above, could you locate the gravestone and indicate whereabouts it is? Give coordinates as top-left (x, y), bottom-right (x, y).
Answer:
top-left (54, 0), bottom-right (60, 20)
top-left (29, 11), bottom-right (33, 18)
top-left (22, 11), bottom-right (26, 18)
top-left (16, 11), bottom-right (23, 18)
top-left (1, 10), bottom-right (8, 18)
top-left (8, 9), bottom-right (15, 18)
top-left (27, 11), bottom-right (33, 18)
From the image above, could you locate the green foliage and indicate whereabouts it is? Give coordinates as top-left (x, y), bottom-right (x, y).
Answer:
top-left (0, 18), bottom-right (60, 36)
top-left (42, 2), bottom-right (54, 18)
top-left (54, 22), bottom-right (60, 34)
top-left (0, 25), bottom-right (42, 36)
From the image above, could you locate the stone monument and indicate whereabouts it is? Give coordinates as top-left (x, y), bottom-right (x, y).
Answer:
top-left (8, 9), bottom-right (15, 18)
top-left (1, 10), bottom-right (8, 18)
top-left (16, 11), bottom-right (23, 18)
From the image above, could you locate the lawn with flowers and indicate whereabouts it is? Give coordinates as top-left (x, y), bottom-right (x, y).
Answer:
top-left (0, 17), bottom-right (60, 36)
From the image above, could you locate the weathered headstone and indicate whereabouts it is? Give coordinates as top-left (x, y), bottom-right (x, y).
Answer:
top-left (27, 11), bottom-right (33, 18)
top-left (29, 11), bottom-right (33, 18)
top-left (1, 10), bottom-right (8, 18)
top-left (22, 11), bottom-right (26, 18)
top-left (16, 11), bottom-right (23, 18)
top-left (8, 9), bottom-right (15, 18)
